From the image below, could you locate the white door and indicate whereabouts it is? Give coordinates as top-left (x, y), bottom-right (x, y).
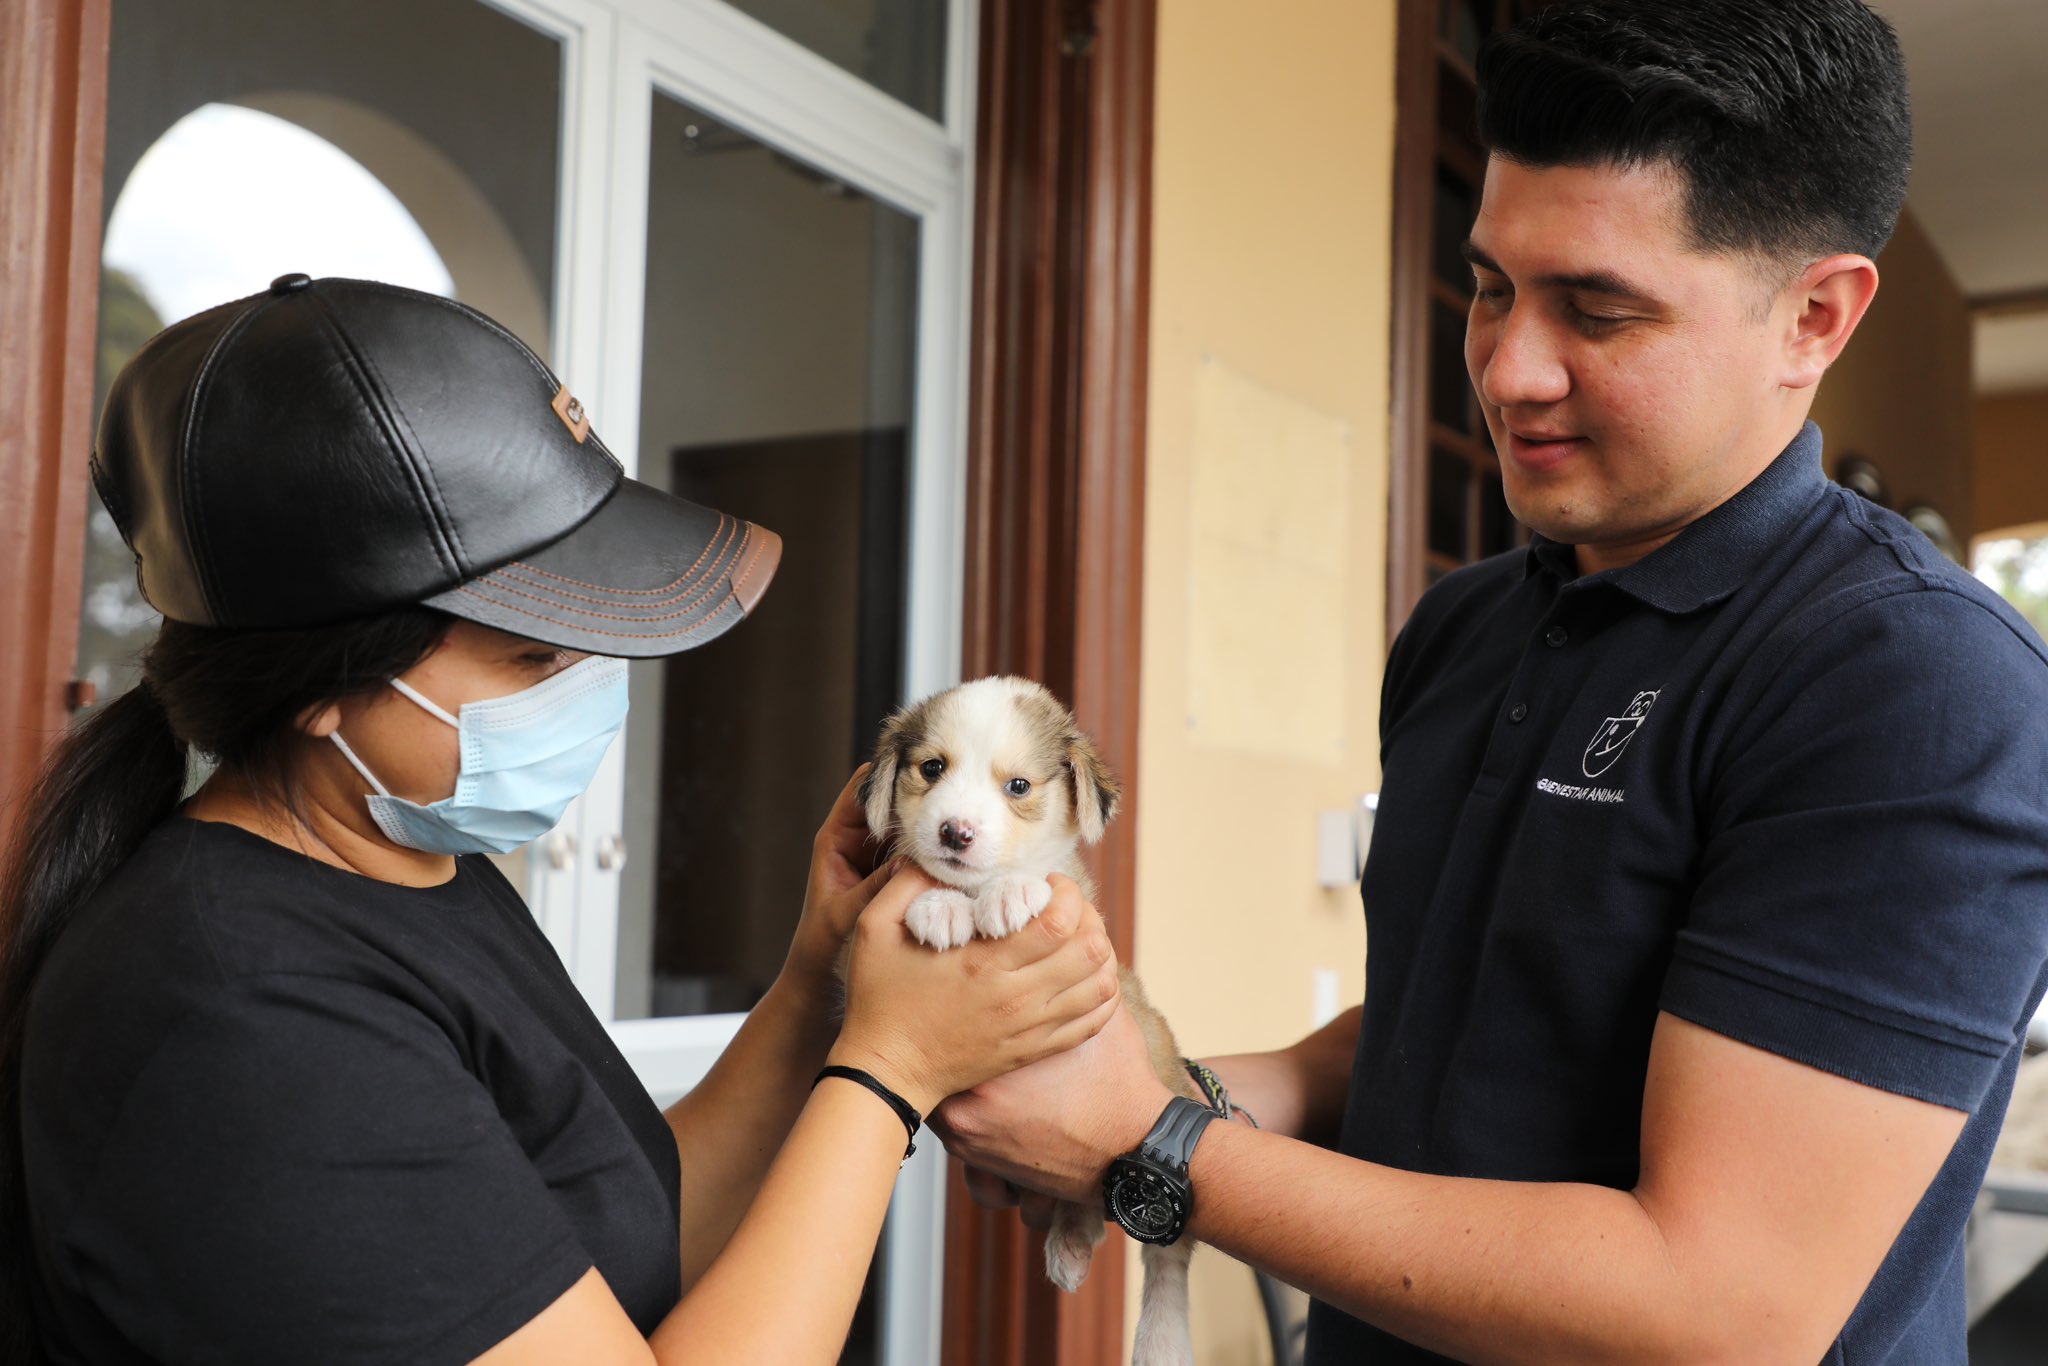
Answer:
top-left (536, 4), bottom-right (977, 1363)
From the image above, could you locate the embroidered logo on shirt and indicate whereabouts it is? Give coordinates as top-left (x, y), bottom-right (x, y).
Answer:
top-left (1582, 691), bottom-right (1660, 778)
top-left (1537, 777), bottom-right (1627, 803)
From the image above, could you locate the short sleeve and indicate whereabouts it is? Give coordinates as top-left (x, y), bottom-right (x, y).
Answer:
top-left (1663, 588), bottom-right (2048, 1113)
top-left (57, 972), bottom-right (595, 1366)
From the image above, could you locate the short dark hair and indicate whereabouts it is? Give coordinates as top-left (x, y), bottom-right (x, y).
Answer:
top-left (1476, 0), bottom-right (1913, 264)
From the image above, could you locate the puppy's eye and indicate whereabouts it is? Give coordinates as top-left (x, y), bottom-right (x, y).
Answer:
top-left (919, 758), bottom-right (946, 782)
top-left (1004, 778), bottom-right (1032, 798)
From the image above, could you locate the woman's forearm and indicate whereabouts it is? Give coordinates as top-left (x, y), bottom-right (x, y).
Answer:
top-left (664, 971), bottom-right (839, 1286)
top-left (654, 1081), bottom-right (904, 1364)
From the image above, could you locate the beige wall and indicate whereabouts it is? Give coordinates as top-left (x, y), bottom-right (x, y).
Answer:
top-left (1975, 389), bottom-right (2048, 539)
top-left (1130, 0), bottom-right (1396, 1359)
top-left (1809, 208), bottom-right (1976, 543)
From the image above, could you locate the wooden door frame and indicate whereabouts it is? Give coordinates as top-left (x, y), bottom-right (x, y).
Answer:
top-left (1388, 0), bottom-right (1544, 640)
top-left (948, 0), bottom-right (1155, 1362)
top-left (0, 0), bottom-right (110, 831)
top-left (1386, 0), bottom-right (1439, 641)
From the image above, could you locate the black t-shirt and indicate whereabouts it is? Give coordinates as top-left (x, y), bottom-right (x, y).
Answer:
top-left (1305, 425), bottom-right (2048, 1363)
top-left (21, 816), bottom-right (682, 1365)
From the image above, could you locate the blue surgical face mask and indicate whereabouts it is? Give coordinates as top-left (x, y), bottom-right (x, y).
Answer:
top-left (329, 655), bottom-right (629, 856)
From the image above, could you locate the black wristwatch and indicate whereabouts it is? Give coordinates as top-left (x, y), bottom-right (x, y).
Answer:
top-left (1102, 1095), bottom-right (1218, 1245)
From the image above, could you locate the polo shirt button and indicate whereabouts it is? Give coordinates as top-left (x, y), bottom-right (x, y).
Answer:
top-left (1546, 626), bottom-right (1569, 647)
top-left (1509, 702), bottom-right (1529, 723)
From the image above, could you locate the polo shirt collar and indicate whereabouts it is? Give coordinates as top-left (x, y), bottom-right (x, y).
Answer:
top-left (1523, 421), bottom-right (1830, 613)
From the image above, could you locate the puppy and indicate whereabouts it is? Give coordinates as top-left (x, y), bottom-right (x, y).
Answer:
top-left (861, 676), bottom-right (1205, 1366)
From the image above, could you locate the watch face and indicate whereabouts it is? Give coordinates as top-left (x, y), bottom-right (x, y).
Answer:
top-left (1106, 1164), bottom-right (1187, 1245)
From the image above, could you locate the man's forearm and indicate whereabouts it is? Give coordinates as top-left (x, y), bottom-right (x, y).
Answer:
top-left (1186, 1121), bottom-right (1803, 1366)
top-left (665, 973), bottom-right (839, 1287)
top-left (1201, 1004), bottom-right (1359, 1145)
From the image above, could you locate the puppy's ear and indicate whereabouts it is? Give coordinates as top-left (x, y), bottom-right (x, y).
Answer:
top-left (860, 710), bottom-right (910, 843)
top-left (1065, 729), bottom-right (1122, 845)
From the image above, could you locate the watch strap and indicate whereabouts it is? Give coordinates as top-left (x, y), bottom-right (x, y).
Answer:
top-left (1139, 1095), bottom-right (1218, 1176)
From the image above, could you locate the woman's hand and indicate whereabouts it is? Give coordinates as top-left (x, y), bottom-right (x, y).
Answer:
top-left (827, 872), bottom-right (1121, 1115)
top-left (780, 766), bottom-right (896, 1005)
top-left (940, 1008), bottom-right (1365, 1213)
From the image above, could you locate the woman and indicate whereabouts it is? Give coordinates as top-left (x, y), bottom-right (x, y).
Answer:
top-left (0, 275), bottom-right (1120, 1365)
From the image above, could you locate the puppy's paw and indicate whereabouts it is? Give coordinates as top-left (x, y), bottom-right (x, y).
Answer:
top-left (1043, 1201), bottom-right (1106, 1293)
top-left (905, 888), bottom-right (976, 951)
top-left (974, 876), bottom-right (1053, 940)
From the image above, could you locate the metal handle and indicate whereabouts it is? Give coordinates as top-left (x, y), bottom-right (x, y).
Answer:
top-left (596, 834), bottom-right (627, 871)
top-left (540, 831), bottom-right (576, 871)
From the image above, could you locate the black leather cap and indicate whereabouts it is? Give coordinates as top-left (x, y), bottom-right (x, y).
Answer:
top-left (91, 275), bottom-right (780, 658)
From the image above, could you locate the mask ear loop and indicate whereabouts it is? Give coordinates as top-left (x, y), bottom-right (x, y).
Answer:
top-left (389, 678), bottom-right (462, 728)
top-left (329, 732), bottom-right (396, 798)
top-left (332, 680), bottom-right (461, 804)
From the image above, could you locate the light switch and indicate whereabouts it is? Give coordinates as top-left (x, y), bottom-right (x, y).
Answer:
top-left (1316, 809), bottom-right (1355, 887)
top-left (1317, 793), bottom-right (1380, 888)
top-left (1313, 967), bottom-right (1343, 1028)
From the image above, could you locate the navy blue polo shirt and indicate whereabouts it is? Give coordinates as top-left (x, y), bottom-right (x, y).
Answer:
top-left (1305, 424), bottom-right (2048, 1364)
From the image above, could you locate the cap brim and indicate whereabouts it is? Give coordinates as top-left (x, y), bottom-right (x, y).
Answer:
top-left (422, 478), bottom-right (782, 658)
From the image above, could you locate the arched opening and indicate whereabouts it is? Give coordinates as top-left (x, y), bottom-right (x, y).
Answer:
top-left (230, 91), bottom-right (549, 351)
top-left (82, 100), bottom-right (468, 703)
top-left (102, 101), bottom-right (454, 320)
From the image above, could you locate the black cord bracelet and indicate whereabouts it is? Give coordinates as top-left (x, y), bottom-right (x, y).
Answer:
top-left (814, 1065), bottom-right (922, 1161)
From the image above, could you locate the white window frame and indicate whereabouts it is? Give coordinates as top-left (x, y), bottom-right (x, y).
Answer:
top-left (490, 2), bottom-right (978, 1362)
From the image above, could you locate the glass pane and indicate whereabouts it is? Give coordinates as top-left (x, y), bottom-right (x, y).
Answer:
top-left (1430, 301), bottom-right (1474, 434)
top-left (617, 93), bottom-right (917, 1023)
top-left (102, 0), bottom-right (558, 346)
top-left (93, 0), bottom-right (563, 895)
top-left (1437, 56), bottom-right (1480, 147)
top-left (77, 272), bottom-right (170, 709)
top-left (1975, 535), bottom-right (2048, 642)
top-left (1428, 450), bottom-right (1471, 561)
top-left (1444, 0), bottom-right (1489, 67)
top-left (1433, 167), bottom-right (1476, 289)
top-left (723, 0), bottom-right (946, 120)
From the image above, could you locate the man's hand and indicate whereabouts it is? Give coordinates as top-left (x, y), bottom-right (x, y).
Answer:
top-left (930, 1001), bottom-right (1174, 1206)
top-left (946, 1004), bottom-right (1365, 1222)
top-left (959, 1166), bottom-right (1059, 1229)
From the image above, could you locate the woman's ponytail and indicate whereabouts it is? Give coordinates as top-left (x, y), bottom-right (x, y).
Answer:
top-left (4, 682), bottom-right (190, 994)
top-left (0, 682), bottom-right (189, 1365)
top-left (0, 605), bottom-right (449, 1361)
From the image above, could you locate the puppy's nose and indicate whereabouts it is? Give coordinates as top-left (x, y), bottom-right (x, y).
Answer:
top-left (940, 819), bottom-right (976, 851)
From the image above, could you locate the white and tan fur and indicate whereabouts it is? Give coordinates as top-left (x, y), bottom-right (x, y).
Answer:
top-left (861, 676), bottom-right (1204, 1366)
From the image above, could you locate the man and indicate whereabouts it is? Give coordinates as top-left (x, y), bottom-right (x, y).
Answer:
top-left (934, 1), bottom-right (2048, 1360)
